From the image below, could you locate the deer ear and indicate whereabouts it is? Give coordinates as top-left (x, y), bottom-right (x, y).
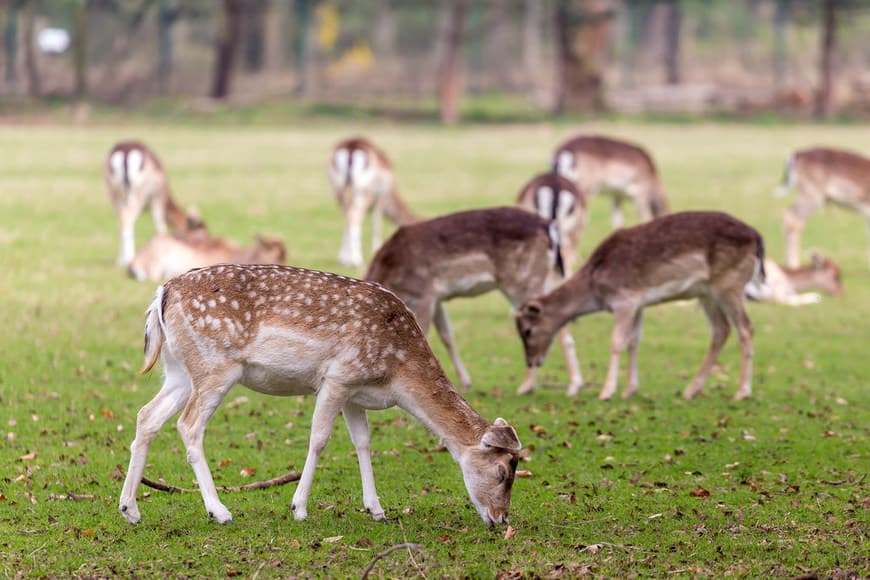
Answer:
top-left (481, 418), bottom-right (522, 453)
top-left (810, 252), bottom-right (822, 267)
top-left (521, 300), bottom-right (542, 321)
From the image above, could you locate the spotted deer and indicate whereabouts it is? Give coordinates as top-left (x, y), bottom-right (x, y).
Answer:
top-left (777, 147), bottom-right (870, 268)
top-left (104, 141), bottom-right (204, 267)
top-left (745, 254), bottom-right (843, 306)
top-left (328, 137), bottom-right (419, 268)
top-left (120, 264), bottom-right (522, 526)
top-left (516, 211), bottom-right (764, 401)
top-left (365, 207), bottom-right (583, 396)
top-left (517, 172), bottom-right (588, 274)
top-left (128, 230), bottom-right (287, 281)
top-left (553, 135), bottom-right (669, 229)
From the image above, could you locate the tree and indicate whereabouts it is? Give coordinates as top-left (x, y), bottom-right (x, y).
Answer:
top-left (439, 0), bottom-right (468, 124)
top-left (814, 0), bottom-right (836, 118)
top-left (72, 0), bottom-right (88, 98)
top-left (211, 0), bottom-right (243, 99)
top-left (773, 0), bottom-right (791, 88)
top-left (22, 0), bottom-right (39, 98)
top-left (554, 0), bottom-right (614, 114)
top-left (661, 0), bottom-right (681, 85)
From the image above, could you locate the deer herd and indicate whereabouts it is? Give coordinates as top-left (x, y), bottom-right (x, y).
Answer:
top-left (107, 133), bottom-right (862, 527)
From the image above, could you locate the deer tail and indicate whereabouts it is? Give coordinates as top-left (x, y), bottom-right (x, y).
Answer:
top-left (139, 285), bottom-right (167, 375)
top-left (547, 221), bottom-right (565, 279)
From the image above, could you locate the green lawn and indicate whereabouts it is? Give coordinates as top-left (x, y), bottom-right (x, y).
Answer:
top-left (1, 118), bottom-right (868, 578)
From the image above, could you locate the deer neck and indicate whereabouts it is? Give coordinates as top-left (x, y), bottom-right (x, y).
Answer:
top-left (395, 366), bottom-right (489, 458)
top-left (164, 193), bottom-right (191, 232)
top-left (382, 187), bottom-right (420, 225)
top-left (542, 267), bottom-right (602, 328)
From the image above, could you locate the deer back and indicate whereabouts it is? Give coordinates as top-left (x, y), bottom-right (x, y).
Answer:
top-left (793, 147), bottom-right (870, 197)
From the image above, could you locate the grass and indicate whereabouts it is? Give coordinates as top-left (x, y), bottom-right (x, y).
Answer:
top-left (0, 118), bottom-right (868, 578)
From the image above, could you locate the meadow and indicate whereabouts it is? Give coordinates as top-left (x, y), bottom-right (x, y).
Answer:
top-left (0, 116), bottom-right (868, 578)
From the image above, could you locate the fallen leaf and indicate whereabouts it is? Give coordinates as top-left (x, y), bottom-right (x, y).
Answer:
top-left (516, 469), bottom-right (533, 478)
top-left (529, 424), bottom-right (547, 434)
top-left (322, 535), bottom-right (343, 543)
top-left (648, 513), bottom-right (663, 519)
top-left (20, 451), bottom-right (37, 461)
top-left (690, 487), bottom-right (710, 498)
top-left (290, 539), bottom-right (300, 548)
top-left (823, 430), bottom-right (836, 437)
top-left (583, 543), bottom-right (602, 554)
top-left (240, 467), bottom-right (256, 477)
top-left (503, 525), bottom-right (517, 539)
top-left (101, 408), bottom-right (115, 419)
top-left (81, 529), bottom-right (96, 537)
top-left (356, 538), bottom-right (373, 547)
top-left (219, 459), bottom-right (232, 468)
top-left (438, 534), bottom-right (451, 542)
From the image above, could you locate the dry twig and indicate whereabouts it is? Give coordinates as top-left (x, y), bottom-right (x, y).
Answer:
top-left (819, 473), bottom-right (866, 487)
top-left (140, 472), bottom-right (301, 493)
top-left (361, 543), bottom-right (425, 579)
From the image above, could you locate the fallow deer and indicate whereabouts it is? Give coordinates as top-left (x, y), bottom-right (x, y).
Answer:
top-left (745, 254), bottom-right (843, 306)
top-left (365, 207), bottom-right (583, 395)
top-left (517, 172), bottom-right (588, 274)
top-left (328, 137), bottom-right (419, 268)
top-left (104, 141), bottom-right (204, 267)
top-left (552, 135), bottom-right (669, 229)
top-left (515, 211), bottom-right (764, 401)
top-left (120, 264), bottom-right (522, 526)
top-left (127, 230), bottom-right (287, 281)
top-left (776, 147), bottom-right (870, 268)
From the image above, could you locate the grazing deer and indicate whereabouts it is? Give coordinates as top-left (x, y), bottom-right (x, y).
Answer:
top-left (127, 230), bottom-right (287, 281)
top-left (517, 173), bottom-right (587, 274)
top-left (365, 207), bottom-right (583, 395)
top-left (745, 254), bottom-right (843, 306)
top-left (776, 147), bottom-right (870, 268)
top-left (552, 135), bottom-right (669, 229)
top-left (328, 137), bottom-right (419, 268)
top-left (120, 264), bottom-right (522, 526)
top-left (104, 141), bottom-right (204, 267)
top-left (515, 211), bottom-right (764, 401)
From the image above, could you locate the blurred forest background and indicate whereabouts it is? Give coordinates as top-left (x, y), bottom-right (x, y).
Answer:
top-left (0, 0), bottom-right (868, 121)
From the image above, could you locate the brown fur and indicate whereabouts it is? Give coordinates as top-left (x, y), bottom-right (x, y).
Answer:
top-left (517, 211), bottom-right (763, 401)
top-left (366, 207), bottom-right (581, 394)
top-left (553, 135), bottom-right (669, 227)
top-left (781, 147), bottom-right (870, 268)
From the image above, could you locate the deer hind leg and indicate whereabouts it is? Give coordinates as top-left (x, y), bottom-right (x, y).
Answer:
top-left (119, 354), bottom-right (192, 523)
top-left (610, 195), bottom-right (625, 230)
top-left (599, 305), bottom-right (638, 400)
top-left (117, 195), bottom-right (148, 267)
top-left (718, 295), bottom-right (754, 400)
top-left (560, 327), bottom-right (584, 396)
top-left (622, 310), bottom-right (644, 400)
top-left (783, 190), bottom-right (822, 269)
top-left (175, 367), bottom-right (239, 523)
top-left (683, 297), bottom-right (730, 400)
top-left (149, 195), bottom-right (169, 236)
top-left (342, 403), bottom-right (385, 521)
top-left (433, 301), bottom-right (472, 391)
top-left (291, 382), bottom-right (347, 521)
top-left (370, 194), bottom-right (385, 254)
top-left (338, 189), bottom-right (370, 268)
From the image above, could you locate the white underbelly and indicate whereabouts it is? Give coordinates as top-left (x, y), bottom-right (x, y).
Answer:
top-left (642, 277), bottom-right (705, 306)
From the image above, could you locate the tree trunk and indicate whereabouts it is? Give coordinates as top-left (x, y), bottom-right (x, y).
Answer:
top-left (4, 2), bottom-right (18, 84)
top-left (157, 0), bottom-right (176, 95)
top-left (373, 0), bottom-right (396, 55)
top-left (22, 0), bottom-right (39, 98)
top-left (554, 0), bottom-right (612, 115)
top-left (241, 0), bottom-right (266, 72)
top-left (773, 0), bottom-right (790, 89)
top-left (211, 0), bottom-right (243, 99)
top-left (292, 0), bottom-right (311, 96)
top-left (621, 0), bottom-right (642, 88)
top-left (439, 0), bottom-right (468, 124)
top-left (814, 0), bottom-right (836, 119)
top-left (73, 0), bottom-right (88, 98)
top-left (662, 0), bottom-right (681, 85)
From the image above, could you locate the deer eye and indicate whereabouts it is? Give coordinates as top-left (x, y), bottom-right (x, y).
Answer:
top-left (497, 465), bottom-right (507, 482)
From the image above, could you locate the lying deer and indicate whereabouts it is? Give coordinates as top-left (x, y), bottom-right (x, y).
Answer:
top-left (127, 230), bottom-right (287, 281)
top-left (552, 134), bottom-right (669, 229)
top-left (365, 207), bottom-right (583, 395)
top-left (517, 172), bottom-right (588, 273)
top-left (776, 146), bottom-right (870, 268)
top-left (104, 141), bottom-right (204, 267)
top-left (120, 264), bottom-right (522, 526)
top-left (328, 137), bottom-right (419, 268)
top-left (745, 254), bottom-right (843, 306)
top-left (515, 211), bottom-right (764, 401)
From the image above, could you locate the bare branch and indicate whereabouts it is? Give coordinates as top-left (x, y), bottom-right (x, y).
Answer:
top-left (361, 543), bottom-right (425, 579)
top-left (140, 472), bottom-right (301, 494)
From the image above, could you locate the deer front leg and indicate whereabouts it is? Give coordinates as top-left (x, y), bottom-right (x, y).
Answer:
top-left (119, 363), bottom-right (191, 523)
top-left (622, 311), bottom-right (644, 400)
top-left (683, 298), bottom-right (730, 400)
top-left (371, 196), bottom-right (385, 254)
top-left (176, 371), bottom-right (237, 523)
top-left (559, 328), bottom-right (584, 396)
top-left (600, 306), bottom-right (637, 400)
top-left (725, 300), bottom-right (754, 400)
top-left (291, 383), bottom-right (346, 521)
top-left (433, 302), bottom-right (472, 391)
top-left (611, 196), bottom-right (625, 230)
top-left (342, 403), bottom-right (386, 521)
top-left (783, 208), bottom-right (805, 270)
